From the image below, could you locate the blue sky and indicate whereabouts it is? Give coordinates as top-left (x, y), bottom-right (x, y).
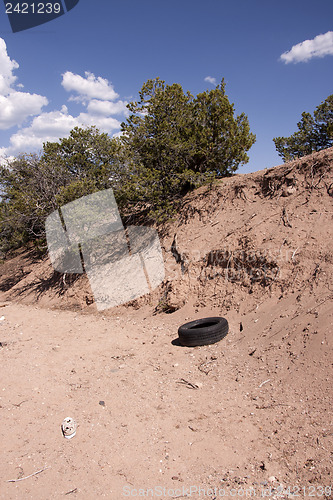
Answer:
top-left (0, 0), bottom-right (332, 173)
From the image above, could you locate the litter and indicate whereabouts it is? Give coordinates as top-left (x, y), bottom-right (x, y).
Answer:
top-left (61, 417), bottom-right (77, 439)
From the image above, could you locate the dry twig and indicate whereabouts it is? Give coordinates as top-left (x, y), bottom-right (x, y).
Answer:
top-left (65, 488), bottom-right (78, 495)
top-left (291, 248), bottom-right (299, 261)
top-left (258, 379), bottom-right (270, 388)
top-left (7, 466), bottom-right (50, 483)
top-left (177, 378), bottom-right (199, 389)
top-left (12, 400), bottom-right (28, 408)
top-left (256, 403), bottom-right (294, 410)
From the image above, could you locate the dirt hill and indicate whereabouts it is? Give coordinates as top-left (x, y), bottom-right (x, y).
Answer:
top-left (0, 148), bottom-right (332, 498)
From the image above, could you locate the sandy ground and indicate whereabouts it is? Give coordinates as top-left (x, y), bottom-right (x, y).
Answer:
top-left (0, 148), bottom-right (332, 499)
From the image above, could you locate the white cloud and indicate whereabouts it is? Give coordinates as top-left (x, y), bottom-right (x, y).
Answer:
top-left (0, 38), bottom-right (18, 95)
top-left (0, 92), bottom-right (48, 130)
top-left (62, 71), bottom-right (119, 101)
top-left (280, 31), bottom-right (333, 64)
top-left (86, 99), bottom-right (128, 116)
top-left (77, 113), bottom-right (121, 131)
top-left (0, 42), bottom-right (127, 159)
top-left (24, 109), bottom-right (78, 136)
top-left (204, 76), bottom-right (217, 85)
top-left (0, 38), bottom-right (48, 130)
top-left (7, 110), bottom-right (79, 153)
top-left (5, 108), bottom-right (121, 156)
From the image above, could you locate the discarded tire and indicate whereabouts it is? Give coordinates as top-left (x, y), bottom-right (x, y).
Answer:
top-left (178, 317), bottom-right (229, 347)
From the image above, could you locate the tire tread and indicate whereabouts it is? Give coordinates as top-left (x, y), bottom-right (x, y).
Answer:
top-left (178, 317), bottom-right (228, 347)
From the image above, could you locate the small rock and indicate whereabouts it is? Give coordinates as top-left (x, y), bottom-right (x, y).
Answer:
top-left (282, 185), bottom-right (296, 197)
top-left (268, 476), bottom-right (276, 482)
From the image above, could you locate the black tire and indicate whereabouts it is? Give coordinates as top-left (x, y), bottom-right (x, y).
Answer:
top-left (178, 317), bottom-right (229, 347)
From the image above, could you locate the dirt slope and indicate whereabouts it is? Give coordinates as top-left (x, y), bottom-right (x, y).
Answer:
top-left (0, 148), bottom-right (332, 499)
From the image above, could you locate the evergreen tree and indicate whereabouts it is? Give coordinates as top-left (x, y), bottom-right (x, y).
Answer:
top-left (273, 95), bottom-right (333, 161)
top-left (190, 79), bottom-right (256, 175)
top-left (121, 77), bottom-right (256, 215)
